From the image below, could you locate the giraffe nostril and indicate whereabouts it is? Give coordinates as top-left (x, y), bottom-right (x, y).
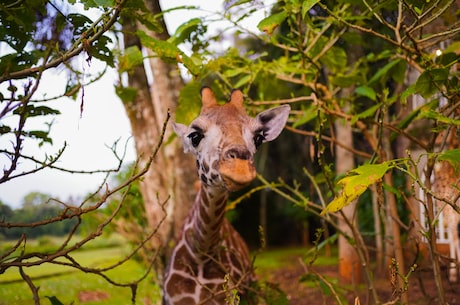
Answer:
top-left (225, 147), bottom-right (251, 160)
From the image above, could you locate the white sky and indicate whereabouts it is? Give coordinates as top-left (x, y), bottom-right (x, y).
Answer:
top-left (0, 0), bottom-right (274, 208)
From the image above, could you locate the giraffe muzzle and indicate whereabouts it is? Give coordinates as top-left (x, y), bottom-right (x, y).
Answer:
top-left (219, 159), bottom-right (256, 191)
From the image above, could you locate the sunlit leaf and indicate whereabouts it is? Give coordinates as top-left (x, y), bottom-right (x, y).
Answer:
top-left (444, 41), bottom-right (460, 54)
top-left (420, 108), bottom-right (460, 125)
top-left (137, 31), bottom-right (200, 75)
top-left (233, 74), bottom-right (251, 88)
top-left (257, 11), bottom-right (287, 35)
top-left (176, 82), bottom-right (202, 124)
top-left (118, 46), bottom-right (143, 73)
top-left (322, 162), bottom-right (391, 214)
top-left (169, 18), bottom-right (202, 45)
top-left (322, 46), bottom-right (347, 72)
top-left (438, 149), bottom-right (460, 171)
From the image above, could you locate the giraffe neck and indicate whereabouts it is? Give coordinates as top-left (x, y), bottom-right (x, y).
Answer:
top-left (183, 184), bottom-right (229, 258)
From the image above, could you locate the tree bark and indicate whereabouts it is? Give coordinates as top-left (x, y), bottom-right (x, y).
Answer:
top-left (121, 0), bottom-right (196, 265)
top-left (335, 117), bottom-right (363, 285)
top-left (381, 109), bottom-right (408, 304)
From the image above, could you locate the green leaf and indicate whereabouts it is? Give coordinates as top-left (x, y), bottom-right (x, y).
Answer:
top-left (176, 82), bottom-right (202, 124)
top-left (181, 54), bottom-right (201, 76)
top-left (390, 105), bottom-right (422, 141)
top-left (27, 130), bottom-right (53, 145)
top-left (330, 73), bottom-right (364, 88)
top-left (400, 84), bottom-right (416, 104)
top-left (435, 52), bottom-right (459, 68)
top-left (321, 46), bottom-right (347, 72)
top-left (233, 74), bottom-right (251, 88)
top-left (302, 0), bottom-right (320, 18)
top-left (137, 31), bottom-right (180, 59)
top-left (368, 59), bottom-right (402, 85)
top-left (257, 11), bottom-right (287, 35)
top-left (13, 105), bottom-right (60, 117)
top-left (67, 13), bottom-right (93, 35)
top-left (415, 68), bottom-right (449, 98)
top-left (115, 86), bottom-right (137, 104)
top-left (169, 18), bottom-right (202, 45)
top-left (438, 149), bottom-right (460, 171)
top-left (443, 41), bottom-right (460, 54)
top-left (293, 105), bottom-right (317, 128)
top-left (137, 31), bottom-right (200, 76)
top-left (46, 296), bottom-right (65, 305)
top-left (118, 46), bottom-right (143, 73)
top-left (322, 162), bottom-right (392, 214)
top-left (420, 108), bottom-right (460, 125)
top-left (350, 103), bottom-right (380, 125)
top-left (0, 125), bottom-right (12, 135)
top-left (86, 0), bottom-right (115, 7)
top-left (89, 35), bottom-right (114, 67)
top-left (355, 86), bottom-right (377, 101)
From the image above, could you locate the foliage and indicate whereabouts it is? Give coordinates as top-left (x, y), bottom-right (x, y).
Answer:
top-left (0, 193), bottom-right (78, 239)
top-left (322, 162), bottom-right (391, 214)
top-left (2, 0), bottom-right (460, 304)
top-left (0, 1), bottom-right (171, 303)
top-left (153, 0), bottom-right (460, 303)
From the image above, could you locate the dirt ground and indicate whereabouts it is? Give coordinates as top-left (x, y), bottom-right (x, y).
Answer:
top-left (268, 261), bottom-right (460, 305)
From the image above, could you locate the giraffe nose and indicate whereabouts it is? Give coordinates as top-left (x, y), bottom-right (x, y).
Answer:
top-left (225, 147), bottom-right (251, 160)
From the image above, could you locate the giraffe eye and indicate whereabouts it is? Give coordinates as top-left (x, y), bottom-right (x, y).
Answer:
top-left (188, 131), bottom-right (204, 147)
top-left (253, 133), bottom-right (265, 148)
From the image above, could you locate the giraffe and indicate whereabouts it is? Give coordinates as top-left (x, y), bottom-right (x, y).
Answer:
top-left (432, 129), bottom-right (460, 283)
top-left (162, 87), bottom-right (290, 305)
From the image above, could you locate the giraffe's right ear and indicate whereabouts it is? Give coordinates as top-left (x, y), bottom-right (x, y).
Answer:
top-left (172, 122), bottom-right (187, 138)
top-left (172, 122), bottom-right (192, 153)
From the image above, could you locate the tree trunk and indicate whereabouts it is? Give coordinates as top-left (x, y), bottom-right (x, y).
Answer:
top-left (381, 109), bottom-right (408, 304)
top-left (371, 184), bottom-right (384, 273)
top-left (121, 0), bottom-right (196, 265)
top-left (335, 117), bottom-right (363, 285)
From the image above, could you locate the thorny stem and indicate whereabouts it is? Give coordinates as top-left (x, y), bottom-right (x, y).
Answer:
top-left (0, 112), bottom-right (172, 304)
top-left (0, 0), bottom-right (127, 83)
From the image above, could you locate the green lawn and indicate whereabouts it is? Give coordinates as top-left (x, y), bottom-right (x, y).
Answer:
top-left (0, 236), bottom-right (332, 305)
top-left (254, 245), bottom-right (338, 271)
top-left (0, 242), bottom-right (161, 305)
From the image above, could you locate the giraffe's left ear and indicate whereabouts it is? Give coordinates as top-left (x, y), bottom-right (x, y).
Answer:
top-left (256, 104), bottom-right (290, 142)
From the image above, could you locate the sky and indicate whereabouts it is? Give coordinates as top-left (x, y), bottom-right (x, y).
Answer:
top-left (0, 0), bottom-right (274, 208)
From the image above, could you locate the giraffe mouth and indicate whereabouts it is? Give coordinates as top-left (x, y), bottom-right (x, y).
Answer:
top-left (219, 159), bottom-right (256, 192)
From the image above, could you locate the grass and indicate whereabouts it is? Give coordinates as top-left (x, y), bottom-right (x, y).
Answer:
top-left (0, 235), bottom-right (161, 305)
top-left (254, 245), bottom-right (338, 271)
top-left (0, 235), bottom-right (338, 305)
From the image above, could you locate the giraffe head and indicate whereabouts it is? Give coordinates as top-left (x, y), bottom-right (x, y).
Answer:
top-left (173, 87), bottom-right (290, 192)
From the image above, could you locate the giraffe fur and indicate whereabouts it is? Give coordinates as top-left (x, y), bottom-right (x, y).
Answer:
top-left (163, 87), bottom-right (290, 304)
